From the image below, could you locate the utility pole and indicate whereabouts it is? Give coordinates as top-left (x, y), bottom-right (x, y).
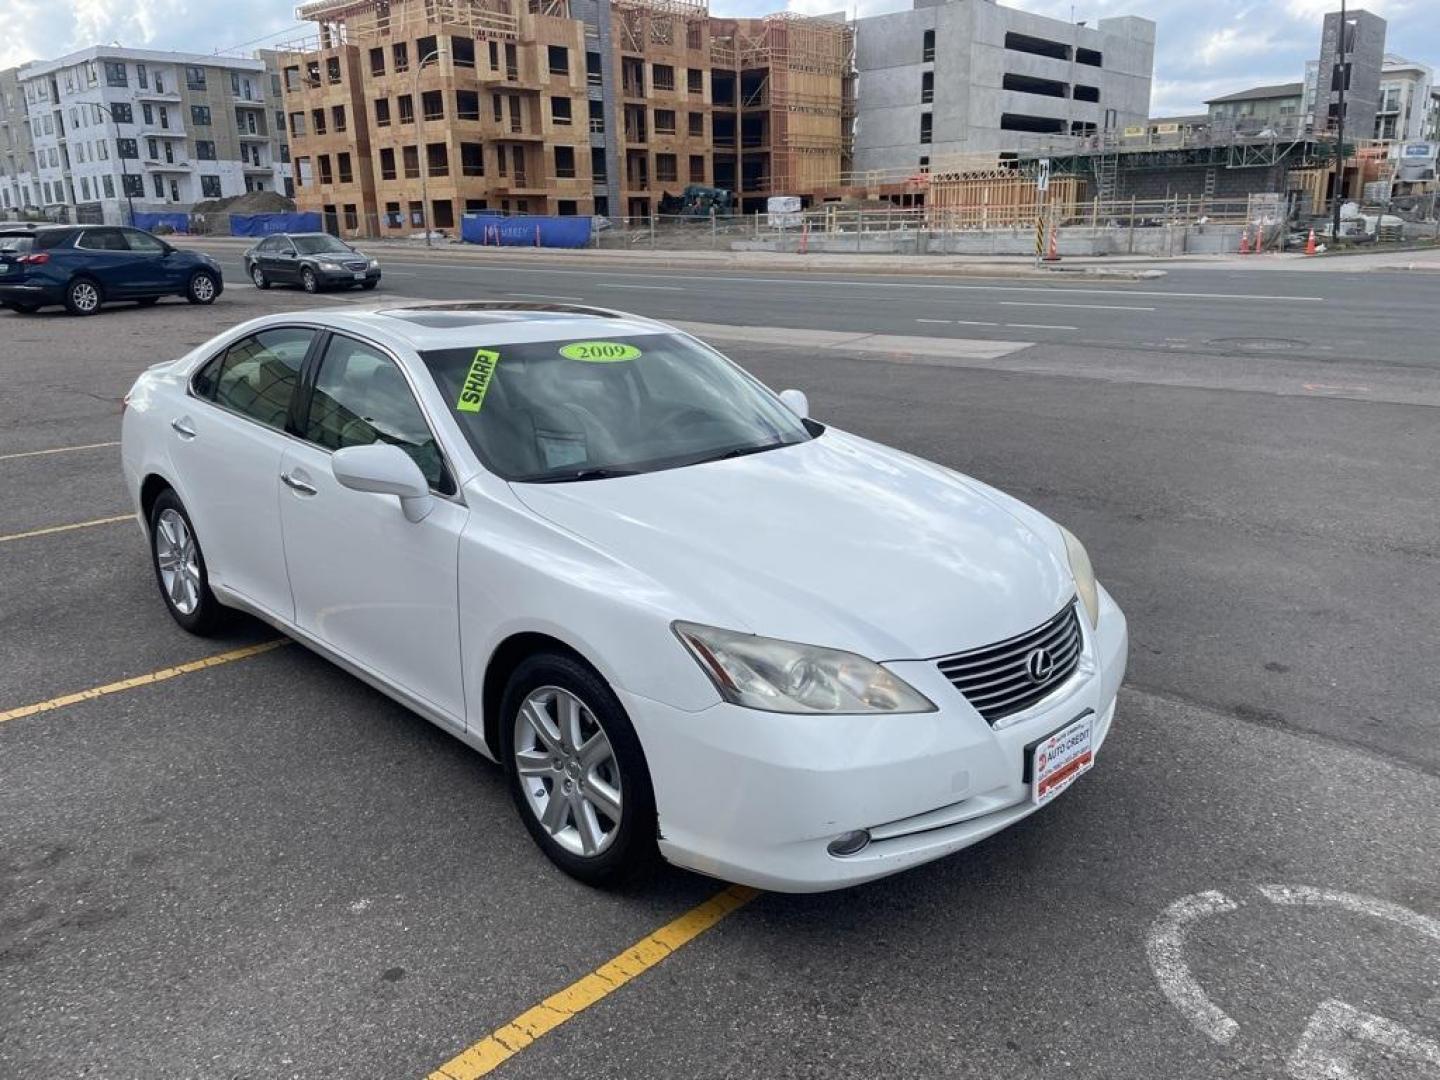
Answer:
top-left (416, 48), bottom-right (447, 247)
top-left (80, 100), bottom-right (134, 226)
top-left (1330, 0), bottom-right (1348, 245)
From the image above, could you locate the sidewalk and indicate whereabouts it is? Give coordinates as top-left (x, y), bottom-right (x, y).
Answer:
top-left (172, 235), bottom-right (1165, 280)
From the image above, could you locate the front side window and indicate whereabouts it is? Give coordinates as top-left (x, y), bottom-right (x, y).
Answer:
top-left (123, 229), bottom-right (167, 253)
top-left (418, 330), bottom-right (811, 482)
top-left (193, 328), bottom-right (315, 430)
top-left (305, 336), bottom-right (449, 490)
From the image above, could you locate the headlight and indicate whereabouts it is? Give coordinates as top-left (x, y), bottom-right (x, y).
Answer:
top-left (1059, 526), bottom-right (1100, 628)
top-left (673, 622), bottom-right (936, 714)
top-left (368, 258), bottom-right (379, 269)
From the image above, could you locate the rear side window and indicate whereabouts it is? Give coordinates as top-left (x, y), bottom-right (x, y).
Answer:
top-left (304, 334), bottom-right (452, 493)
top-left (192, 328), bottom-right (315, 430)
top-left (75, 228), bottom-right (128, 251)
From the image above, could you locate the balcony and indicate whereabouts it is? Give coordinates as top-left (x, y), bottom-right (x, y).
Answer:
top-left (237, 131), bottom-right (270, 141)
top-left (135, 88), bottom-right (183, 103)
top-left (141, 159), bottom-right (193, 172)
top-left (242, 162), bottom-right (273, 173)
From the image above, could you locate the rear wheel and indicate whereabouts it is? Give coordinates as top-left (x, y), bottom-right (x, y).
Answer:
top-left (501, 653), bottom-right (656, 887)
top-left (148, 489), bottom-right (226, 636)
top-left (301, 267), bottom-right (319, 293)
top-left (186, 271), bottom-right (218, 305)
top-left (64, 277), bottom-right (102, 316)
top-left (250, 263), bottom-right (270, 290)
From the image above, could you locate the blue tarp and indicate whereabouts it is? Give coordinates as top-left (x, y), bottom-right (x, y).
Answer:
top-left (228, 212), bottom-right (323, 237)
top-left (131, 212), bottom-right (190, 234)
top-left (460, 214), bottom-right (591, 249)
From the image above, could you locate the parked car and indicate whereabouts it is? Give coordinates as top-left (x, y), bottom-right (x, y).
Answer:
top-left (243, 232), bottom-right (381, 293)
top-left (119, 303), bottom-right (1127, 892)
top-left (0, 224), bottom-right (222, 315)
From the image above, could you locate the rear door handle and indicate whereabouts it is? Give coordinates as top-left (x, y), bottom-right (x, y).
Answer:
top-left (170, 417), bottom-right (197, 439)
top-left (279, 471), bottom-right (317, 496)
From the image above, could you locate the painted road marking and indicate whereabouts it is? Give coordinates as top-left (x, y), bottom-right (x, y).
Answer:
top-left (915, 318), bottom-right (951, 324)
top-left (1288, 999), bottom-right (1440, 1079)
top-left (0, 514), bottom-right (133, 545)
top-left (1005, 323), bottom-right (1079, 331)
top-left (1000, 300), bottom-right (1155, 312)
top-left (0, 640), bottom-right (289, 726)
top-left (508, 292), bottom-right (586, 302)
top-left (427, 884), bottom-right (759, 1079)
top-left (1145, 890), bottom-right (1242, 1044)
top-left (599, 283), bottom-right (686, 291)
top-left (0, 440), bottom-right (120, 462)
top-left (953, 319), bottom-right (999, 326)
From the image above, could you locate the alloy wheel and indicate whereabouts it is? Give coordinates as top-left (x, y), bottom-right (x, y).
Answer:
top-left (71, 281), bottom-right (99, 312)
top-left (251, 266), bottom-right (265, 287)
top-left (513, 686), bottom-right (623, 858)
top-left (302, 269), bottom-right (317, 293)
top-left (154, 508), bottom-right (202, 615)
top-left (191, 274), bottom-right (216, 302)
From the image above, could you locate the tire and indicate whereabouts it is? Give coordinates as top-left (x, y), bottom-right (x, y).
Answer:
top-left (250, 263), bottom-right (270, 290)
top-left (301, 266), bottom-right (319, 293)
top-left (360, 280), bottom-right (378, 290)
top-left (500, 652), bottom-right (657, 887)
top-left (138, 296), bottom-right (160, 307)
top-left (186, 270), bottom-right (218, 305)
top-left (148, 489), bottom-right (227, 636)
top-left (64, 277), bottom-right (102, 316)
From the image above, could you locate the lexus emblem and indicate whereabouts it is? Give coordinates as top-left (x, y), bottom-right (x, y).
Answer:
top-left (1024, 647), bottom-right (1056, 684)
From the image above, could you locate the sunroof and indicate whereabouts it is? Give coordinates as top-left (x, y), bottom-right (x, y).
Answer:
top-left (379, 302), bottom-right (619, 328)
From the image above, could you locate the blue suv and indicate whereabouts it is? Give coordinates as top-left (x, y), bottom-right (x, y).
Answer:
top-left (0, 225), bottom-right (223, 316)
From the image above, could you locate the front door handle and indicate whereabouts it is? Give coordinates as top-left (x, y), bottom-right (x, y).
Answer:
top-left (279, 471), bottom-right (317, 496)
top-left (170, 417), bottom-right (197, 439)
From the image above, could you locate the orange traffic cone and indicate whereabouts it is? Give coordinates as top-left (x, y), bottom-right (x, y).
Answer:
top-left (1238, 227), bottom-right (1251, 255)
top-left (1305, 228), bottom-right (1317, 256)
top-left (1043, 221), bottom-right (1061, 262)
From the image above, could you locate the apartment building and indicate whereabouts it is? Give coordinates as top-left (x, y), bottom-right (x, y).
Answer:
top-left (1313, 8), bottom-right (1386, 138)
top-left (0, 46), bottom-right (292, 222)
top-left (1374, 55), bottom-right (1434, 142)
top-left (1205, 82), bottom-right (1306, 132)
top-left (281, 0), bottom-right (851, 232)
top-left (851, 0), bottom-right (1154, 175)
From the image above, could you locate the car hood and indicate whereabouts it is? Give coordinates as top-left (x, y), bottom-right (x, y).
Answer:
top-left (511, 429), bottom-right (1075, 660)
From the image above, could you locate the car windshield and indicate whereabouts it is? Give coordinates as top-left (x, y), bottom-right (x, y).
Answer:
top-left (420, 332), bottom-right (812, 482)
top-left (292, 235), bottom-right (353, 254)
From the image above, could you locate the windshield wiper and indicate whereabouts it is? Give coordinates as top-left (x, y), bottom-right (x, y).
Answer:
top-left (527, 467), bottom-right (641, 483)
top-left (691, 440), bottom-right (793, 466)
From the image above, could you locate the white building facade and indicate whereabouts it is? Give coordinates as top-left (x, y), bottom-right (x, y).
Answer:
top-left (851, 0), bottom-right (1154, 175)
top-left (0, 47), bottom-right (290, 222)
top-left (1374, 55), bottom-right (1434, 142)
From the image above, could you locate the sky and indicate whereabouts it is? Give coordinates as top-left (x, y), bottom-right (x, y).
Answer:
top-left (1, 0), bottom-right (1434, 116)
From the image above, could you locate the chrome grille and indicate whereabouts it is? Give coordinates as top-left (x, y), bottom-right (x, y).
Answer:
top-left (343, 260), bottom-right (369, 272)
top-left (936, 601), bottom-right (1082, 725)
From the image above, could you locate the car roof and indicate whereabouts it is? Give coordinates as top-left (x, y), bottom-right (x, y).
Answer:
top-left (273, 302), bottom-right (674, 351)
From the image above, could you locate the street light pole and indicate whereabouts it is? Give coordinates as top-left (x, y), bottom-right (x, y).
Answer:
top-left (415, 48), bottom-right (447, 247)
top-left (1330, 0), bottom-right (1348, 245)
top-left (81, 99), bottom-right (134, 226)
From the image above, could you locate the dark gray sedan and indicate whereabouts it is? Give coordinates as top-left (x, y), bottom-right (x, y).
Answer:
top-left (243, 232), bottom-right (381, 293)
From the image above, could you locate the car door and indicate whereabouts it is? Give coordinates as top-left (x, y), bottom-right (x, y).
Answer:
top-left (170, 326), bottom-right (319, 621)
top-left (267, 236), bottom-right (300, 282)
top-left (119, 228), bottom-right (174, 293)
top-left (277, 331), bottom-right (468, 723)
top-left (72, 227), bottom-right (140, 297)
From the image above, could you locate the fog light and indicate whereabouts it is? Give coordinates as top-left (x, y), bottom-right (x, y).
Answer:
top-left (827, 829), bottom-right (871, 857)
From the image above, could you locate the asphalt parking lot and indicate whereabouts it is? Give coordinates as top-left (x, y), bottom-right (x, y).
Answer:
top-left (2, 280), bottom-right (1438, 1079)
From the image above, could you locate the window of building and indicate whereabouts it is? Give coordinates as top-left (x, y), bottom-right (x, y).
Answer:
top-left (656, 153), bottom-right (677, 182)
top-left (201, 175), bottom-right (222, 197)
top-left (461, 142), bottom-right (484, 176)
top-left (457, 90), bottom-right (480, 121)
top-left (591, 146), bottom-right (607, 182)
top-left (196, 139), bottom-right (216, 160)
top-left (111, 102), bottom-right (133, 124)
top-left (557, 199), bottom-right (577, 216)
top-left (548, 45), bottom-right (569, 76)
top-left (551, 96), bottom-right (572, 125)
top-left (919, 112), bottom-right (932, 143)
top-left (1076, 47), bottom-right (1102, 67)
top-left (403, 145), bottom-right (420, 178)
top-left (417, 35), bottom-right (439, 67)
top-left (688, 68), bottom-right (703, 94)
top-left (375, 98), bottom-right (391, 126)
top-left (146, 137), bottom-right (160, 159)
top-left (339, 152), bottom-right (353, 183)
top-left (426, 142), bottom-right (448, 176)
top-left (117, 137), bottom-right (139, 159)
top-left (1073, 84), bottom-right (1100, 103)
top-left (81, 176), bottom-right (91, 200)
top-left (290, 111), bottom-right (306, 136)
top-left (921, 71), bottom-right (933, 103)
top-left (123, 173), bottom-right (143, 196)
top-left (393, 42), bottom-right (409, 73)
top-left (333, 105), bottom-right (347, 131)
top-left (489, 41), bottom-right (500, 72)
top-left (922, 29), bottom-right (935, 63)
top-left (452, 36), bottom-right (475, 69)
top-left (153, 174), bottom-right (166, 199)
top-left (554, 144), bottom-right (575, 178)
top-left (312, 108), bottom-right (326, 134)
top-left (105, 61), bottom-right (128, 87)
top-left (1002, 73), bottom-right (1067, 99)
top-left (422, 90), bottom-right (444, 121)
top-left (432, 199), bottom-right (455, 229)
top-left (137, 63), bottom-right (148, 89)
top-left (587, 52), bottom-right (603, 86)
top-left (1004, 32), bottom-right (1069, 61)
top-left (327, 57), bottom-right (342, 84)
top-left (191, 105), bottom-right (212, 126)
top-left (316, 155), bottom-right (332, 184)
top-left (655, 109), bottom-right (676, 134)
top-left (370, 47), bottom-right (386, 77)
top-left (689, 154), bottom-right (705, 182)
top-left (186, 66), bottom-right (207, 90)
top-left (653, 64), bottom-right (675, 92)
top-left (688, 111), bottom-right (703, 136)
top-left (380, 147), bottom-right (398, 179)
top-left (385, 202), bottom-right (403, 227)
top-left (398, 94), bottom-right (415, 124)
top-left (1000, 112), bottom-right (1067, 133)
top-left (102, 175), bottom-right (115, 198)
top-left (464, 199), bottom-right (488, 215)
top-left (492, 94), bottom-right (504, 122)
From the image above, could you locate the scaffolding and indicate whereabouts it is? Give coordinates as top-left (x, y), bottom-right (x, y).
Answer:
top-left (291, 0), bottom-right (526, 47)
top-left (612, 0), bottom-right (708, 55)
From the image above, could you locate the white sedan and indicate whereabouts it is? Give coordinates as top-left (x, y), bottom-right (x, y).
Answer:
top-left (120, 303), bottom-right (1127, 892)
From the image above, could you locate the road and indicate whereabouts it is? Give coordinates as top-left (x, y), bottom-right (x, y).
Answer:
top-left (195, 241), bottom-right (1440, 364)
top-left (2, 272), bottom-right (1437, 1079)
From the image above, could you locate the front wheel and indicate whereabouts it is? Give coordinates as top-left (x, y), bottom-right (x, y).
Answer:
top-left (250, 263), bottom-right (270, 290)
top-left (301, 267), bottom-right (319, 293)
top-left (148, 489), bottom-right (226, 635)
top-left (501, 654), bottom-right (657, 887)
top-left (187, 271), bottom-right (218, 305)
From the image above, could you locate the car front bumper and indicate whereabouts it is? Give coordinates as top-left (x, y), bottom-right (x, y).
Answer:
top-left (622, 586), bottom-right (1128, 893)
top-left (316, 264), bottom-right (381, 284)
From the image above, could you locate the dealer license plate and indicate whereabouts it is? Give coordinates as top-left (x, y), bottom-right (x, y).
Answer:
top-left (0, 263), bottom-right (9, 274)
top-left (1030, 713), bottom-right (1094, 806)
top-left (353, 271), bottom-right (365, 280)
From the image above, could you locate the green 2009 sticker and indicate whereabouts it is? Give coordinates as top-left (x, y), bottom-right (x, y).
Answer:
top-left (560, 341), bottom-right (642, 363)
top-left (456, 348), bottom-right (500, 413)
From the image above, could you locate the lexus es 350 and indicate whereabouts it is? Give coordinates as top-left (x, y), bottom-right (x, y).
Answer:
top-left (120, 303), bottom-right (1127, 892)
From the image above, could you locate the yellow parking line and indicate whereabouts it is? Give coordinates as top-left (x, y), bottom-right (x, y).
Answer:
top-left (0, 640), bottom-right (289, 726)
top-left (428, 884), bottom-right (760, 1080)
top-left (0, 514), bottom-right (133, 544)
top-left (0, 440), bottom-right (121, 462)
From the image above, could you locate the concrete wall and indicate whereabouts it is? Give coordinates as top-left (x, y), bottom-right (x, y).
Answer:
top-left (853, 0), bottom-right (1154, 174)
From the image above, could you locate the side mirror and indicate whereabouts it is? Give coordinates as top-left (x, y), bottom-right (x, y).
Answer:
top-left (331, 443), bottom-right (434, 523)
top-left (778, 388), bottom-right (809, 420)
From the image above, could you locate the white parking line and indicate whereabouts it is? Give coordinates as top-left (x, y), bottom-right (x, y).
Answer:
top-left (1005, 322), bottom-right (1079, 331)
top-left (1001, 301), bottom-right (1155, 312)
top-left (0, 441), bottom-right (119, 462)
